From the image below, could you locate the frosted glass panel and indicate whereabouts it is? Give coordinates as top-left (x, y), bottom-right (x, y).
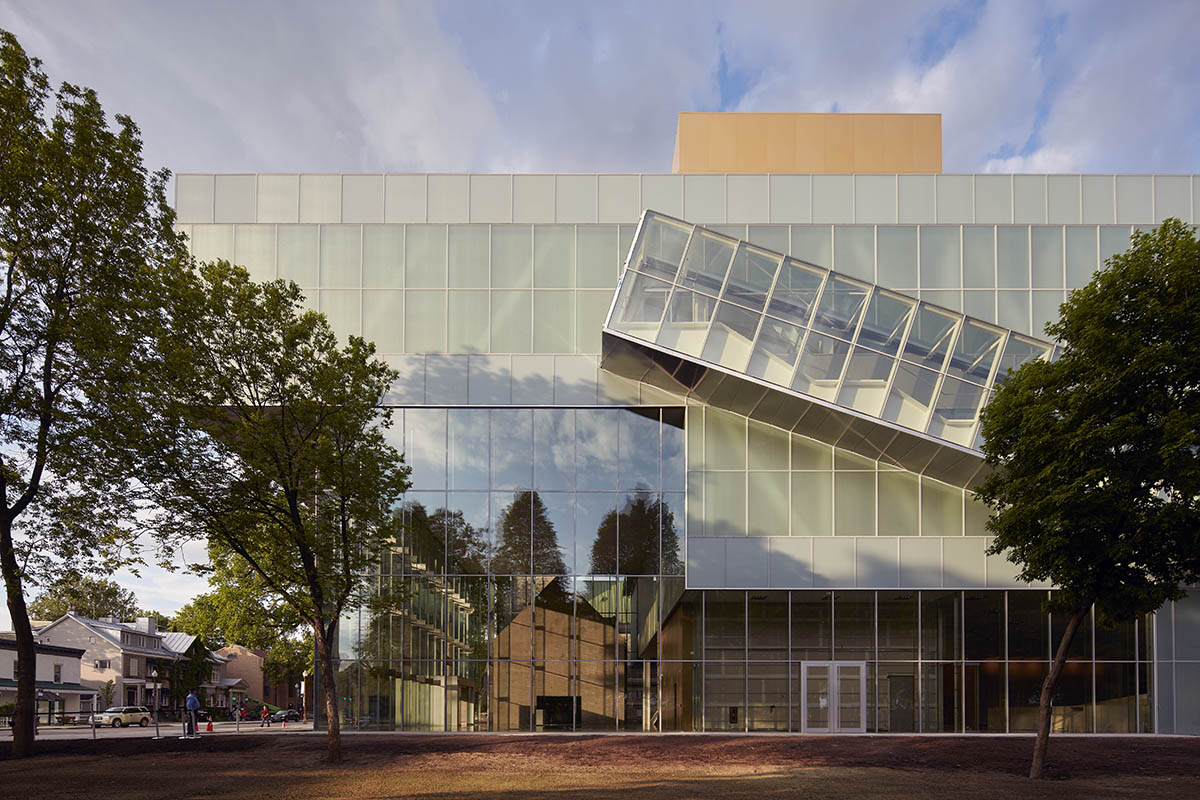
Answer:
top-left (657, 287), bottom-right (716, 357)
top-left (996, 333), bottom-right (1052, 381)
top-left (234, 225), bottom-right (275, 282)
top-left (405, 290), bottom-right (445, 352)
top-left (919, 226), bottom-right (960, 288)
top-left (448, 224), bottom-right (489, 288)
top-left (575, 290), bottom-right (611, 354)
top-left (362, 225), bottom-right (403, 288)
top-left (319, 225), bottom-right (361, 288)
top-left (962, 227), bottom-right (995, 289)
top-left (533, 290), bottom-right (573, 353)
top-left (1100, 226), bottom-right (1131, 263)
top-left (1030, 227), bottom-right (1063, 289)
top-left (321, 289), bottom-right (360, 339)
top-left (256, 175), bottom-right (298, 223)
top-left (792, 472), bottom-right (832, 536)
top-left (748, 420), bottom-right (789, 470)
top-left (1065, 226), bottom-right (1098, 288)
top-left (997, 226), bottom-right (1030, 289)
top-left (1031, 292), bottom-right (1064, 341)
top-left (791, 226), bottom-right (832, 267)
top-left (878, 471), bottom-right (919, 536)
top-left (277, 225), bottom-right (318, 286)
top-left (997, 291), bottom-right (1030, 333)
top-left (835, 471), bottom-right (875, 535)
top-left (705, 472), bottom-right (746, 537)
top-left (534, 225), bottom-right (575, 288)
top-left (748, 472), bottom-right (789, 537)
top-left (577, 225), bottom-right (618, 288)
top-left (490, 290), bottom-right (532, 353)
top-left (362, 290), bottom-right (403, 352)
top-left (491, 225), bottom-right (532, 288)
top-left (448, 290), bottom-right (489, 353)
top-left (877, 226), bottom-right (918, 288)
top-left (405, 224), bottom-right (447, 288)
top-left (833, 225), bottom-right (874, 282)
top-left (704, 408), bottom-right (746, 470)
top-left (922, 477), bottom-right (963, 536)
top-left (792, 436), bottom-right (832, 471)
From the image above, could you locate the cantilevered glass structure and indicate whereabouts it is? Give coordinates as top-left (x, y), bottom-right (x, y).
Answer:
top-left (603, 212), bottom-right (1054, 487)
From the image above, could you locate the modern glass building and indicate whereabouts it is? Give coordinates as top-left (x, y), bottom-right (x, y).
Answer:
top-left (174, 112), bottom-right (1200, 734)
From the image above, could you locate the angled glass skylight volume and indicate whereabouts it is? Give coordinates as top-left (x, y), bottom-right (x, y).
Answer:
top-left (605, 211), bottom-right (1055, 451)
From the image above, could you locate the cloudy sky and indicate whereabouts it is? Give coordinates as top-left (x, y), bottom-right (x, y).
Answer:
top-left (2, 0), bottom-right (1198, 626)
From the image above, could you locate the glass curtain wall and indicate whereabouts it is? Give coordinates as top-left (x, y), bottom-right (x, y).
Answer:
top-left (325, 406), bottom-right (684, 732)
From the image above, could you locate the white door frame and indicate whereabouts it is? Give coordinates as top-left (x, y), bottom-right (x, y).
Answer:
top-left (801, 661), bottom-right (867, 733)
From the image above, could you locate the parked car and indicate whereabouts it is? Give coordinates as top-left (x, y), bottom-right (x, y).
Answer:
top-left (92, 706), bottom-right (151, 727)
top-left (270, 709), bottom-right (301, 723)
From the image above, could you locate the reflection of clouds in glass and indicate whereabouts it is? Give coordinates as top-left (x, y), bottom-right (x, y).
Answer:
top-left (403, 409), bottom-right (447, 489)
top-left (448, 409), bottom-right (489, 490)
top-left (576, 409), bottom-right (618, 489)
top-left (534, 409), bottom-right (575, 490)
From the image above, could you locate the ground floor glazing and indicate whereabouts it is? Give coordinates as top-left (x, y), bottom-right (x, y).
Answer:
top-left (317, 587), bottom-right (1153, 733)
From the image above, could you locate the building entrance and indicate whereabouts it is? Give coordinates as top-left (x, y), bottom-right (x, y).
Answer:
top-left (801, 662), bottom-right (866, 733)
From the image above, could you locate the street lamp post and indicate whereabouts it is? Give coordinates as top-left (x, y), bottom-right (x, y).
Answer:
top-left (149, 668), bottom-right (161, 739)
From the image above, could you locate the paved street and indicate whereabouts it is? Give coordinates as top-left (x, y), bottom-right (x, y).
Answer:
top-left (1, 720), bottom-right (314, 741)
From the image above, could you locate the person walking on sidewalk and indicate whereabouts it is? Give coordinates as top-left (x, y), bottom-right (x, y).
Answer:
top-left (185, 689), bottom-right (200, 737)
top-left (260, 705), bottom-right (271, 728)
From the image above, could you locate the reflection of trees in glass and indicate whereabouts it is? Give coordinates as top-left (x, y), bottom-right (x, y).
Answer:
top-left (589, 492), bottom-right (680, 575)
top-left (494, 491), bottom-right (567, 575)
top-left (433, 508), bottom-right (489, 575)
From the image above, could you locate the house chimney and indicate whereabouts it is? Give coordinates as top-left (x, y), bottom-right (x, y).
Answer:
top-left (135, 616), bottom-right (157, 634)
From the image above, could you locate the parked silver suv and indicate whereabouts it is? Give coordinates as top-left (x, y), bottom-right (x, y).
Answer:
top-left (92, 706), bottom-right (151, 727)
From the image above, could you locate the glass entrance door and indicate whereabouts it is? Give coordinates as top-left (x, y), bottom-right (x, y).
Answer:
top-left (801, 661), bottom-right (866, 733)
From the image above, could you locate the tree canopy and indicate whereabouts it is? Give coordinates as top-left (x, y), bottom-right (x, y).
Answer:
top-left (0, 29), bottom-right (188, 757)
top-left (27, 574), bottom-right (140, 621)
top-left (142, 261), bottom-right (409, 763)
top-left (977, 218), bottom-right (1200, 777)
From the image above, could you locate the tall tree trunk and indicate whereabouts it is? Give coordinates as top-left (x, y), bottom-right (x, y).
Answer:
top-left (1030, 600), bottom-right (1090, 779)
top-left (314, 626), bottom-right (341, 764)
top-left (0, 516), bottom-right (36, 758)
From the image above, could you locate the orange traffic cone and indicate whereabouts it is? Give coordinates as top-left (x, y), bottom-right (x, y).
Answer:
top-left (206, 720), bottom-right (213, 733)
top-left (282, 720), bottom-right (286, 728)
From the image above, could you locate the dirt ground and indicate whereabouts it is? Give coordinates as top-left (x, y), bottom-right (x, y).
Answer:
top-left (2, 733), bottom-right (1199, 799)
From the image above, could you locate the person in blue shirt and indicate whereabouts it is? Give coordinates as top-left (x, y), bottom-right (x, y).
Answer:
top-left (185, 689), bottom-right (200, 737)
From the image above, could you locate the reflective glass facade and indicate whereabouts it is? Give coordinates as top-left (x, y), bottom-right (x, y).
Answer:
top-left (176, 170), bottom-right (1200, 734)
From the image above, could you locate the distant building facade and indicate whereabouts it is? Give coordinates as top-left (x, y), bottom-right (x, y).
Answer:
top-left (0, 638), bottom-right (88, 722)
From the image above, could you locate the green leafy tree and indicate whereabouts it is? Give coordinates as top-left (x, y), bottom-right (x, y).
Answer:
top-left (0, 31), bottom-right (188, 757)
top-left (142, 261), bottom-right (409, 764)
top-left (98, 680), bottom-right (115, 709)
top-left (977, 219), bottom-right (1200, 779)
top-left (171, 564), bottom-right (310, 686)
top-left (27, 574), bottom-right (140, 621)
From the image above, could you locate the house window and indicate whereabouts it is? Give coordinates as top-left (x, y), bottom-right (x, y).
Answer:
top-left (53, 664), bottom-right (62, 684)
top-left (95, 659), bottom-right (110, 670)
top-left (89, 636), bottom-right (96, 644)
